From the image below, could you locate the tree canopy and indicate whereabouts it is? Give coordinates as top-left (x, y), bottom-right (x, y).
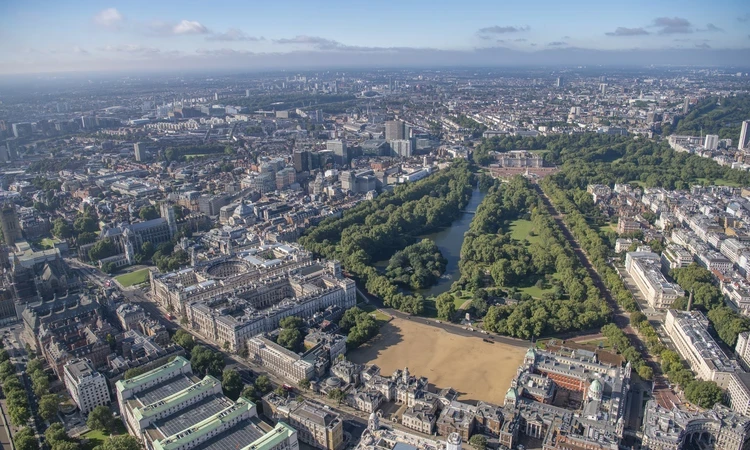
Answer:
top-left (222, 369), bottom-right (243, 400)
top-left (299, 161), bottom-right (474, 315)
top-left (190, 345), bottom-right (225, 377)
top-left (87, 405), bottom-right (116, 432)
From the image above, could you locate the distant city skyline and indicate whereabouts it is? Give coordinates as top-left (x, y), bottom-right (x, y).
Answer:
top-left (1, 0), bottom-right (749, 74)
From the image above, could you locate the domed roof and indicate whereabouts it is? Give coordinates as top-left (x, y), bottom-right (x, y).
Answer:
top-left (590, 379), bottom-right (603, 393)
top-left (234, 202), bottom-right (253, 217)
top-left (326, 377), bottom-right (342, 387)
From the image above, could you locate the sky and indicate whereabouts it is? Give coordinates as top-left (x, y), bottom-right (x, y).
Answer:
top-left (1, 0), bottom-right (749, 74)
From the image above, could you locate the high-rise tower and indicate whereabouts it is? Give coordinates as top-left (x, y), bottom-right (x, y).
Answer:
top-left (0, 203), bottom-right (22, 246)
top-left (739, 120), bottom-right (750, 151)
top-left (160, 202), bottom-right (177, 238)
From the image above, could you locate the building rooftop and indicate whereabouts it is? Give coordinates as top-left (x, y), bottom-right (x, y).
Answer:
top-left (136, 375), bottom-right (194, 405)
top-left (116, 355), bottom-right (191, 394)
top-left (64, 359), bottom-right (99, 382)
top-left (152, 398), bottom-right (256, 450)
top-left (190, 418), bottom-right (269, 450)
top-left (155, 394), bottom-right (232, 438)
top-left (669, 310), bottom-right (740, 374)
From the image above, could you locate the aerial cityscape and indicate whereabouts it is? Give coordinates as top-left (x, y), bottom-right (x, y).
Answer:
top-left (2, 2), bottom-right (750, 450)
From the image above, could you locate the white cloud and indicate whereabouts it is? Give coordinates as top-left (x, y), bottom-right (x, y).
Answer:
top-left (207, 29), bottom-right (263, 42)
top-left (99, 44), bottom-right (162, 55)
top-left (196, 48), bottom-right (256, 56)
top-left (173, 20), bottom-right (209, 35)
top-left (93, 8), bottom-right (123, 29)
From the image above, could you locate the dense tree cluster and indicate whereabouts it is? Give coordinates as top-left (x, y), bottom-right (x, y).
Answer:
top-left (600, 324), bottom-right (651, 377)
top-left (39, 393), bottom-right (62, 422)
top-left (14, 427), bottom-right (38, 450)
top-left (27, 157), bottom-right (88, 174)
top-left (88, 238), bottom-right (118, 262)
top-left (386, 239), bottom-right (447, 290)
top-left (222, 369), bottom-right (243, 400)
top-left (479, 133), bottom-right (750, 189)
top-left (139, 205), bottom-right (160, 221)
top-left (277, 316), bottom-right (305, 352)
top-left (94, 435), bottom-right (141, 450)
top-left (299, 161), bottom-right (474, 314)
top-left (1, 355), bottom-right (31, 427)
top-left (124, 366), bottom-right (148, 380)
top-left (171, 329), bottom-right (196, 352)
top-left (668, 264), bottom-right (750, 348)
top-left (339, 307), bottom-right (380, 348)
top-left (163, 144), bottom-right (231, 162)
top-left (660, 349), bottom-right (723, 408)
top-left (541, 177), bottom-right (639, 313)
top-left (190, 345), bottom-right (225, 377)
top-left (153, 241), bottom-right (190, 272)
top-left (53, 208), bottom-right (101, 249)
top-left (457, 177), bottom-right (610, 339)
top-left (87, 405), bottom-right (117, 432)
top-left (672, 95), bottom-right (750, 139)
top-left (231, 93), bottom-right (355, 114)
top-left (451, 114), bottom-right (487, 138)
top-left (707, 307), bottom-right (750, 350)
top-left (241, 374), bottom-right (273, 403)
top-left (45, 423), bottom-right (79, 450)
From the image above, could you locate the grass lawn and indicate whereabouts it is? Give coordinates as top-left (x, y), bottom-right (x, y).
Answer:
top-left (597, 222), bottom-right (617, 234)
top-left (31, 237), bottom-right (57, 250)
top-left (40, 238), bottom-right (56, 248)
top-left (578, 337), bottom-right (613, 351)
top-left (453, 291), bottom-right (473, 309)
top-left (509, 219), bottom-right (540, 244)
top-left (81, 423), bottom-right (127, 450)
top-left (695, 178), bottom-right (742, 188)
top-left (184, 153), bottom-right (211, 160)
top-left (360, 303), bottom-right (393, 325)
top-left (115, 268), bottom-right (150, 287)
top-left (518, 284), bottom-right (555, 298)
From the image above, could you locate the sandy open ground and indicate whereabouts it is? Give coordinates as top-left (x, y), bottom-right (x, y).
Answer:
top-left (349, 317), bottom-right (526, 404)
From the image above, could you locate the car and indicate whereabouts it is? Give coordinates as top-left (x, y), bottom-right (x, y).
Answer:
top-left (435, 320), bottom-right (441, 324)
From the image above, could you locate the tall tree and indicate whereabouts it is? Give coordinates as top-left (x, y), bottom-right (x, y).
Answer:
top-left (87, 405), bottom-right (115, 432)
top-left (221, 369), bottom-right (243, 400)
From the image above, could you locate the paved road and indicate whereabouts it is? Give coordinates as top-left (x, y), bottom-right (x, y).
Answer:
top-left (533, 183), bottom-right (633, 333)
top-left (534, 183), bottom-right (679, 409)
top-left (68, 265), bottom-right (375, 434)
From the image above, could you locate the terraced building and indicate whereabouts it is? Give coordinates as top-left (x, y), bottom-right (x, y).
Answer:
top-left (116, 356), bottom-right (299, 450)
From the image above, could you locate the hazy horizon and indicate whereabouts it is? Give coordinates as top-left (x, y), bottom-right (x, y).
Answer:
top-left (2, 0), bottom-right (749, 75)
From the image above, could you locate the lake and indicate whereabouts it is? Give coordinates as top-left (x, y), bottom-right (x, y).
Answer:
top-left (418, 187), bottom-right (486, 298)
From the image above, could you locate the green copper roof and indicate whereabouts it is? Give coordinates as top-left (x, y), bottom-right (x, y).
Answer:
top-left (115, 356), bottom-right (190, 394)
top-left (133, 375), bottom-right (220, 422)
top-left (240, 422), bottom-right (296, 450)
top-left (152, 397), bottom-right (255, 450)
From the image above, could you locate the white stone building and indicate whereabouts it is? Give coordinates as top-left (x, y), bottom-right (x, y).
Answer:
top-left (63, 359), bottom-right (110, 415)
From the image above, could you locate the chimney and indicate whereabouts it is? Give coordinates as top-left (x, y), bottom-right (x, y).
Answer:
top-left (686, 291), bottom-right (693, 312)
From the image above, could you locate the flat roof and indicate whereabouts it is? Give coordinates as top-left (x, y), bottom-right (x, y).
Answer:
top-left (156, 394), bottom-right (231, 438)
top-left (116, 356), bottom-right (190, 393)
top-left (191, 419), bottom-right (266, 450)
top-left (137, 375), bottom-right (194, 405)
